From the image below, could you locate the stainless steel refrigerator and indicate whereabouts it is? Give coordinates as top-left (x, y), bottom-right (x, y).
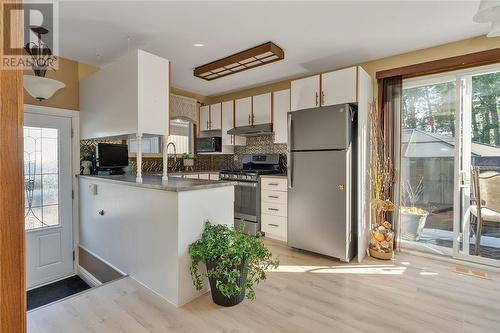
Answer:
top-left (287, 104), bottom-right (356, 262)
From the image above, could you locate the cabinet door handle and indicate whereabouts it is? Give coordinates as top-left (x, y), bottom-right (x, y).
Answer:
top-left (98, 210), bottom-right (105, 216)
top-left (268, 223), bottom-right (279, 227)
top-left (268, 182), bottom-right (279, 186)
top-left (315, 92), bottom-right (319, 106)
top-left (321, 91), bottom-right (325, 105)
top-left (252, 113), bottom-right (255, 125)
top-left (268, 208), bottom-right (279, 211)
top-left (248, 113), bottom-right (251, 124)
top-left (268, 195), bottom-right (279, 199)
top-left (206, 120), bottom-right (209, 129)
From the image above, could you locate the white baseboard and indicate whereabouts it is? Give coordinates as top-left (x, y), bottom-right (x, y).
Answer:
top-left (77, 265), bottom-right (102, 287)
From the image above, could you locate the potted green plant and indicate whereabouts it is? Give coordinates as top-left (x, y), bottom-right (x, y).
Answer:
top-left (400, 178), bottom-right (429, 241)
top-left (189, 221), bottom-right (279, 306)
top-left (182, 153), bottom-right (195, 170)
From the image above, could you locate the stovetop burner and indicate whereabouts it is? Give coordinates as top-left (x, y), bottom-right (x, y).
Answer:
top-left (220, 154), bottom-right (281, 182)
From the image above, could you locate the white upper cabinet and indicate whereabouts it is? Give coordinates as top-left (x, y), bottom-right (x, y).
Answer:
top-left (200, 104), bottom-right (221, 131)
top-left (199, 105), bottom-right (210, 131)
top-left (290, 75), bottom-right (320, 111)
top-left (252, 93), bottom-right (272, 125)
top-left (235, 97), bottom-right (252, 127)
top-left (321, 67), bottom-right (357, 106)
top-left (221, 101), bottom-right (234, 146)
top-left (210, 103), bottom-right (222, 130)
top-left (80, 49), bottom-right (170, 139)
top-left (273, 89), bottom-right (290, 144)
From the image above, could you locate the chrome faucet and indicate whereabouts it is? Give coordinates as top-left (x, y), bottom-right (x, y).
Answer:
top-left (166, 142), bottom-right (177, 161)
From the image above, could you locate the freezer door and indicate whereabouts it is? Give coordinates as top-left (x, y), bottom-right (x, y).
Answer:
top-left (288, 150), bottom-right (349, 259)
top-left (289, 104), bottom-right (352, 151)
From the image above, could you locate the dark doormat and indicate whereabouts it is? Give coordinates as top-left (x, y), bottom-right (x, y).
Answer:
top-left (27, 275), bottom-right (91, 311)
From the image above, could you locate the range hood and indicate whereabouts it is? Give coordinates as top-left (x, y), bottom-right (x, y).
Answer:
top-left (227, 123), bottom-right (273, 137)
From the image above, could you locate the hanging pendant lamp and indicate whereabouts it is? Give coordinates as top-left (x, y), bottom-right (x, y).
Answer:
top-left (23, 26), bottom-right (66, 101)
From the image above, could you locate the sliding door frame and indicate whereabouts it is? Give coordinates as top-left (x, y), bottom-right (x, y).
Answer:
top-left (453, 64), bottom-right (500, 268)
top-left (398, 63), bottom-right (500, 268)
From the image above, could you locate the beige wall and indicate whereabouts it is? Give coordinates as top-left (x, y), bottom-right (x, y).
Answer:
top-left (208, 35), bottom-right (500, 103)
top-left (78, 62), bottom-right (99, 81)
top-left (24, 56), bottom-right (80, 110)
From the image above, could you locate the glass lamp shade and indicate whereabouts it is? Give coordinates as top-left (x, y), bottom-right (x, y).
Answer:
top-left (473, 0), bottom-right (500, 23)
top-left (23, 75), bottom-right (66, 101)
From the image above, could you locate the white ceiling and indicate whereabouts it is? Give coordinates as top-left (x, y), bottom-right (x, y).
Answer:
top-left (58, 1), bottom-right (488, 96)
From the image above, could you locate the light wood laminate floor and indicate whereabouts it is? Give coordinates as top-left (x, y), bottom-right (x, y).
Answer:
top-left (28, 239), bottom-right (500, 333)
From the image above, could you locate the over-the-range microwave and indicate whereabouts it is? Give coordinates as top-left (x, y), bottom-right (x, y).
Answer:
top-left (196, 136), bottom-right (222, 153)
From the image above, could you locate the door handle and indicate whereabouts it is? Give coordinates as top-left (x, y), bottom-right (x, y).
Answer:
top-left (459, 170), bottom-right (470, 188)
top-left (321, 91), bottom-right (325, 105)
top-left (206, 120), bottom-right (209, 129)
top-left (248, 113), bottom-right (251, 124)
top-left (268, 223), bottom-right (279, 227)
top-left (315, 92), bottom-right (319, 106)
top-left (268, 183), bottom-right (279, 186)
top-left (287, 113), bottom-right (293, 188)
top-left (268, 208), bottom-right (279, 211)
top-left (268, 195), bottom-right (279, 199)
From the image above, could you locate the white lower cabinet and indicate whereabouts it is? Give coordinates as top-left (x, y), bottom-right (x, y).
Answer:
top-left (261, 176), bottom-right (287, 241)
top-left (261, 215), bottom-right (287, 240)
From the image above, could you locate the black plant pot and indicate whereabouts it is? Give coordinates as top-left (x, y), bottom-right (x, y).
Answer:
top-left (206, 259), bottom-right (248, 307)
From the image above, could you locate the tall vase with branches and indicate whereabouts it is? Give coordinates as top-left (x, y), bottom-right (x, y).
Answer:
top-left (369, 103), bottom-right (395, 259)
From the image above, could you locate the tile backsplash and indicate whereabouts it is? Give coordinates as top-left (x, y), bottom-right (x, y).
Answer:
top-left (80, 134), bottom-right (287, 175)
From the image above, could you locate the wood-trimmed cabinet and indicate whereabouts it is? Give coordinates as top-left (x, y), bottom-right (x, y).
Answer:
top-left (235, 97), bottom-right (252, 127)
top-left (235, 93), bottom-right (272, 127)
top-left (290, 75), bottom-right (320, 111)
top-left (261, 176), bottom-right (287, 241)
top-left (290, 66), bottom-right (358, 111)
top-left (200, 103), bottom-right (222, 131)
top-left (252, 93), bottom-right (272, 125)
top-left (222, 101), bottom-right (246, 146)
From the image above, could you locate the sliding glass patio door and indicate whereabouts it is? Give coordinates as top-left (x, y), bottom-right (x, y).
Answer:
top-left (400, 65), bottom-right (500, 266)
top-left (455, 68), bottom-right (500, 266)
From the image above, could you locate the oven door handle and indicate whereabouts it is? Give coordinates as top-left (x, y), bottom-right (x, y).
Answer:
top-left (235, 181), bottom-right (258, 188)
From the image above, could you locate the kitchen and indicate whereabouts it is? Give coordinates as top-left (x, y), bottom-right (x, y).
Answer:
top-left (4, 2), bottom-right (499, 332)
top-left (71, 42), bottom-right (372, 307)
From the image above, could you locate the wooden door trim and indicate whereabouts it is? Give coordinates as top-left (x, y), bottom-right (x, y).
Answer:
top-left (0, 0), bottom-right (26, 331)
top-left (376, 48), bottom-right (500, 80)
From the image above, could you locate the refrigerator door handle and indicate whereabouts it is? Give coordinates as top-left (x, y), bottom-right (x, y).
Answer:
top-left (287, 113), bottom-right (293, 188)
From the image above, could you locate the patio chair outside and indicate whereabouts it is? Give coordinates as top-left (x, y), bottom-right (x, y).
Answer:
top-left (470, 167), bottom-right (500, 255)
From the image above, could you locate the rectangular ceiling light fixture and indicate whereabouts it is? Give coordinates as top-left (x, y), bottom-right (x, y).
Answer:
top-left (194, 42), bottom-right (284, 81)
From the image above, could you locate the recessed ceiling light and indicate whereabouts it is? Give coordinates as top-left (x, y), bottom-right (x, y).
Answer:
top-left (193, 43), bottom-right (205, 47)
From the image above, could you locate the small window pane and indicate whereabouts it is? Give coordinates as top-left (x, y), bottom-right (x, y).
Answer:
top-left (24, 126), bottom-right (60, 230)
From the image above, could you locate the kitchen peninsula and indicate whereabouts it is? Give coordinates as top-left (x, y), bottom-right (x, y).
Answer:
top-left (79, 174), bottom-right (235, 306)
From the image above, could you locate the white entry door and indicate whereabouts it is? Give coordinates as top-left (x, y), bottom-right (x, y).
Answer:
top-left (24, 112), bottom-right (74, 289)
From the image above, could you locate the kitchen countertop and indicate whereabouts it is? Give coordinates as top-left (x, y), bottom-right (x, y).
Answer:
top-left (79, 174), bottom-right (235, 192)
top-left (260, 174), bottom-right (287, 178)
top-left (166, 171), bottom-right (219, 176)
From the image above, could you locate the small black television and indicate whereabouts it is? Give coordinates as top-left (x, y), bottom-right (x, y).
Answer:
top-left (96, 143), bottom-right (129, 171)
